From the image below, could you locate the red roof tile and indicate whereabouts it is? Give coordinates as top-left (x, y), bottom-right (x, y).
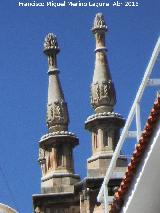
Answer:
top-left (110, 96), bottom-right (160, 213)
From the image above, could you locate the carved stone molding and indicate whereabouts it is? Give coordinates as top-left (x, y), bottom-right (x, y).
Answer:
top-left (47, 100), bottom-right (69, 131)
top-left (91, 80), bottom-right (116, 110)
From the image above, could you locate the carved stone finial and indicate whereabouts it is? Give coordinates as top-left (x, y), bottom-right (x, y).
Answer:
top-left (91, 13), bottom-right (116, 113)
top-left (44, 33), bottom-right (60, 56)
top-left (43, 33), bottom-right (69, 132)
top-left (92, 13), bottom-right (107, 33)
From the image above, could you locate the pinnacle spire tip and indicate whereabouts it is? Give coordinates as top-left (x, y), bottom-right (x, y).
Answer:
top-left (43, 33), bottom-right (60, 56)
top-left (92, 13), bottom-right (107, 33)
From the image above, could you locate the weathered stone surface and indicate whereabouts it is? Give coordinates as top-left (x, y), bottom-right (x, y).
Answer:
top-left (33, 193), bottom-right (80, 213)
top-left (87, 155), bottom-right (127, 177)
top-left (92, 13), bottom-right (107, 32)
top-left (41, 174), bottom-right (80, 193)
top-left (37, 33), bottom-right (80, 196)
top-left (86, 13), bottom-right (127, 183)
top-left (44, 33), bottom-right (60, 56)
top-left (33, 13), bottom-right (128, 213)
top-left (91, 13), bottom-right (116, 114)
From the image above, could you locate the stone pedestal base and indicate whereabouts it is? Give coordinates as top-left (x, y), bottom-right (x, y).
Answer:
top-left (41, 173), bottom-right (80, 193)
top-left (87, 154), bottom-right (127, 177)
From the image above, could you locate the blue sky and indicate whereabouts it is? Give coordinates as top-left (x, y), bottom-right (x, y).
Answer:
top-left (0, 0), bottom-right (159, 212)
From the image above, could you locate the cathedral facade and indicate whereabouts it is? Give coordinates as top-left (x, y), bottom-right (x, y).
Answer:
top-left (32, 13), bottom-right (127, 213)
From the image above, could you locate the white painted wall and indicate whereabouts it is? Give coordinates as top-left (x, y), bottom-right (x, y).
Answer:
top-left (121, 120), bottom-right (160, 213)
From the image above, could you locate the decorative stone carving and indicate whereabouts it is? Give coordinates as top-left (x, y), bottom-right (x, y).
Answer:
top-left (47, 101), bottom-right (69, 131)
top-left (54, 101), bottom-right (63, 118)
top-left (92, 13), bottom-right (107, 32)
top-left (91, 13), bottom-right (116, 113)
top-left (43, 33), bottom-right (70, 132)
top-left (91, 80), bottom-right (116, 110)
top-left (43, 33), bottom-right (60, 68)
top-left (44, 33), bottom-right (60, 54)
top-left (41, 131), bottom-right (77, 141)
top-left (35, 206), bottom-right (41, 213)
